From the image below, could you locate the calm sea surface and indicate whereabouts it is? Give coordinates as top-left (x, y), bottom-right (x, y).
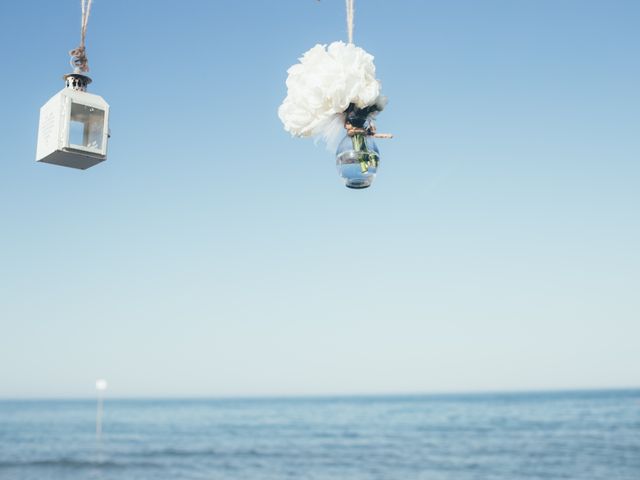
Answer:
top-left (1, 390), bottom-right (639, 480)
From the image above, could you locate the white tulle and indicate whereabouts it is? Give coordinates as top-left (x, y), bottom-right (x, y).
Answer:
top-left (313, 113), bottom-right (347, 152)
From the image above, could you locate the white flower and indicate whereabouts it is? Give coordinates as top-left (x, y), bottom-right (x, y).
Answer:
top-left (278, 42), bottom-right (384, 139)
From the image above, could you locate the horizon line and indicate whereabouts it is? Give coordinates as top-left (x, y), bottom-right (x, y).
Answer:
top-left (2, 385), bottom-right (639, 402)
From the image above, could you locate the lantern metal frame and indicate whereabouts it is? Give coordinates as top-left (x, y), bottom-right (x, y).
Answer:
top-left (36, 73), bottom-right (110, 170)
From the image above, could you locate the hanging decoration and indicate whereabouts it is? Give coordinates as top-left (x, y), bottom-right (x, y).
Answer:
top-left (36, 0), bottom-right (110, 170)
top-left (278, 0), bottom-right (392, 189)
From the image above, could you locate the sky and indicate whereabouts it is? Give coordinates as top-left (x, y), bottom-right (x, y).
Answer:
top-left (0, 0), bottom-right (638, 398)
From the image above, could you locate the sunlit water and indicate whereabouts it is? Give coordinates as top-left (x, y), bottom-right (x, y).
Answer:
top-left (1, 390), bottom-right (639, 480)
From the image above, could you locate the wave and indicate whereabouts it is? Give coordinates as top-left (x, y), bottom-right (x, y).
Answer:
top-left (0, 448), bottom-right (283, 470)
top-left (0, 458), bottom-right (158, 469)
top-left (126, 446), bottom-right (280, 459)
top-left (130, 447), bottom-right (218, 458)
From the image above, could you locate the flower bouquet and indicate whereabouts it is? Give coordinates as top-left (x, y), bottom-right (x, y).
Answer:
top-left (278, 41), bottom-right (390, 189)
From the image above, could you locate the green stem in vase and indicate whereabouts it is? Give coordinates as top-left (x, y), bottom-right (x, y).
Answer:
top-left (369, 151), bottom-right (379, 168)
top-left (351, 133), bottom-right (370, 173)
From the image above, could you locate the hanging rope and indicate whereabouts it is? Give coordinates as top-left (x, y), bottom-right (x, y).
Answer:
top-left (69, 0), bottom-right (94, 73)
top-left (317, 0), bottom-right (354, 43)
top-left (345, 0), bottom-right (354, 44)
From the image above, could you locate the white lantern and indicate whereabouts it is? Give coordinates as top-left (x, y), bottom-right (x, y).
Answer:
top-left (36, 74), bottom-right (109, 170)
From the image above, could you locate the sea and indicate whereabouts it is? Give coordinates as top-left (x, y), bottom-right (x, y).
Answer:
top-left (1, 390), bottom-right (639, 480)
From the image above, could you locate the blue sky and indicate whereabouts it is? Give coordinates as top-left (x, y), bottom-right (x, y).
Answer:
top-left (0, 0), bottom-right (638, 398)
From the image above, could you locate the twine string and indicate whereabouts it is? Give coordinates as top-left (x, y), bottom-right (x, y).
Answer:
top-left (317, 0), bottom-right (354, 44)
top-left (345, 0), bottom-right (354, 44)
top-left (345, 121), bottom-right (393, 139)
top-left (69, 0), bottom-right (93, 73)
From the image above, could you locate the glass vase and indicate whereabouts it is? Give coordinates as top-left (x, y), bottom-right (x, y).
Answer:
top-left (335, 106), bottom-right (381, 189)
top-left (336, 133), bottom-right (380, 189)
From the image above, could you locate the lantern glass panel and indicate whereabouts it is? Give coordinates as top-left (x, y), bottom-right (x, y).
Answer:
top-left (69, 102), bottom-right (105, 151)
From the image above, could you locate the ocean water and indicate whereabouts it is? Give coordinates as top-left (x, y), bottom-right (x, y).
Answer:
top-left (1, 390), bottom-right (639, 480)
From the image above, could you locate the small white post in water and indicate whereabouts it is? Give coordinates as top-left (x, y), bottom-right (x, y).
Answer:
top-left (95, 379), bottom-right (108, 440)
